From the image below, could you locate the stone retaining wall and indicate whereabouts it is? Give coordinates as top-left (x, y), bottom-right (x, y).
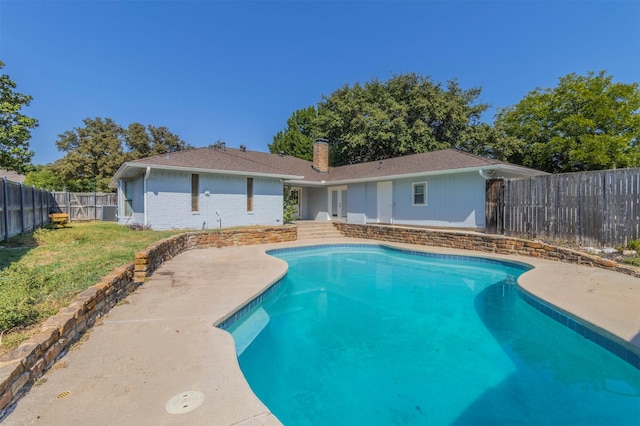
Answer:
top-left (0, 226), bottom-right (296, 416)
top-left (334, 223), bottom-right (640, 278)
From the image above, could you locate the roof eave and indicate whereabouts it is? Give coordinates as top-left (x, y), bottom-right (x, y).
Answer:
top-left (284, 164), bottom-right (546, 186)
top-left (109, 163), bottom-right (303, 188)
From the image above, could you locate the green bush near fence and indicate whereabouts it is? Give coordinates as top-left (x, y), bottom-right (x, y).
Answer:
top-left (0, 222), bottom-right (181, 347)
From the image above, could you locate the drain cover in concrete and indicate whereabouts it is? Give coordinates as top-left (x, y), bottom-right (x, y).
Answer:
top-left (165, 391), bottom-right (205, 414)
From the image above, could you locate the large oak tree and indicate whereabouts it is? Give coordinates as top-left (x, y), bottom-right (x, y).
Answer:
top-left (495, 71), bottom-right (640, 173)
top-left (272, 73), bottom-right (490, 166)
top-left (27, 118), bottom-right (191, 191)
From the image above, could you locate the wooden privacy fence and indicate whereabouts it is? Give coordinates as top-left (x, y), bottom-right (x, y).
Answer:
top-left (1, 179), bottom-right (119, 241)
top-left (52, 192), bottom-right (117, 221)
top-left (486, 168), bottom-right (640, 247)
top-left (1, 178), bottom-right (55, 241)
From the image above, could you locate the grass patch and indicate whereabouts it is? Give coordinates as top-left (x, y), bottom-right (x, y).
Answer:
top-left (0, 222), bottom-right (182, 352)
top-left (622, 257), bottom-right (640, 267)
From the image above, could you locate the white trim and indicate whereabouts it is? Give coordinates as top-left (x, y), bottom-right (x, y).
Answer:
top-left (109, 162), bottom-right (303, 188)
top-left (284, 164), bottom-right (546, 187)
top-left (143, 167), bottom-right (150, 226)
top-left (328, 185), bottom-right (348, 220)
top-left (412, 181), bottom-right (428, 206)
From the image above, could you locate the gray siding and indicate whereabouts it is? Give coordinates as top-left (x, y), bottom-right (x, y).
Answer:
top-left (332, 172), bottom-right (486, 228)
top-left (392, 172), bottom-right (485, 228)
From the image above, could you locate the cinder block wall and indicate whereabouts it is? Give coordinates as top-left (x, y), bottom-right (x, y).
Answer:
top-left (0, 225), bottom-right (296, 416)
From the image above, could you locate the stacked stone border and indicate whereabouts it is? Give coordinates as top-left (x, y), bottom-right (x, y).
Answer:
top-left (0, 226), bottom-right (296, 417)
top-left (333, 223), bottom-right (640, 278)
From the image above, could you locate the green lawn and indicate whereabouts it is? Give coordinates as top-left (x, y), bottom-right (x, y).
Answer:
top-left (0, 222), bottom-right (182, 350)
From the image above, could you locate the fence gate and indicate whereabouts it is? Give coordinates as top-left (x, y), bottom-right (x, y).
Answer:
top-left (485, 178), bottom-right (504, 235)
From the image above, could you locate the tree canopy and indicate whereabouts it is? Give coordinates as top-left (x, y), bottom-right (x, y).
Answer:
top-left (271, 73), bottom-right (490, 166)
top-left (53, 117), bottom-right (128, 192)
top-left (495, 71), bottom-right (640, 173)
top-left (0, 61), bottom-right (38, 174)
top-left (26, 117), bottom-right (191, 192)
top-left (317, 73), bottom-right (489, 165)
top-left (268, 106), bottom-right (317, 161)
top-left (126, 122), bottom-right (190, 159)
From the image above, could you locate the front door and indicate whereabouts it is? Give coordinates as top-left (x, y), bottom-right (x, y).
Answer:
top-left (377, 181), bottom-right (393, 223)
top-left (329, 186), bottom-right (348, 220)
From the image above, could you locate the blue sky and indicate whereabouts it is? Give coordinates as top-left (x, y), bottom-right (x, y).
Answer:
top-left (1, 0), bottom-right (639, 166)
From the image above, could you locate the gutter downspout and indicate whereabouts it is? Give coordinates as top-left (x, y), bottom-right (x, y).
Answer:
top-left (478, 169), bottom-right (491, 180)
top-left (144, 167), bottom-right (151, 227)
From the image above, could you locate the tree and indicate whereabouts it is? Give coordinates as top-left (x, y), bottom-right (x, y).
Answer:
top-left (126, 122), bottom-right (191, 158)
top-left (0, 61), bottom-right (38, 173)
top-left (54, 117), bottom-right (128, 192)
top-left (24, 165), bottom-right (66, 190)
top-left (268, 106), bottom-right (318, 161)
top-left (49, 118), bottom-right (191, 192)
top-left (315, 73), bottom-right (489, 166)
top-left (495, 71), bottom-right (640, 173)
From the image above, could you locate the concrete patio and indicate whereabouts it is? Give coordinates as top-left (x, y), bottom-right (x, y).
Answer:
top-left (3, 238), bottom-right (639, 425)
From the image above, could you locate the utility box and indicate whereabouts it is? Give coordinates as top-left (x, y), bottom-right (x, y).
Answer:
top-left (102, 205), bottom-right (118, 221)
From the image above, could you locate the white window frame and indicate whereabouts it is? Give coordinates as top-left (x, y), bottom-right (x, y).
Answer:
top-left (412, 182), bottom-right (427, 206)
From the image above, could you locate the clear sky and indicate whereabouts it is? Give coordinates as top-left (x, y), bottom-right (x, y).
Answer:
top-left (1, 0), bottom-right (638, 165)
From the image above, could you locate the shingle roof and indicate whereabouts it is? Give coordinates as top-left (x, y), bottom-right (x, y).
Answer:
top-left (111, 146), bottom-right (543, 188)
top-left (0, 169), bottom-right (26, 183)
top-left (326, 149), bottom-right (505, 182)
top-left (129, 147), bottom-right (307, 177)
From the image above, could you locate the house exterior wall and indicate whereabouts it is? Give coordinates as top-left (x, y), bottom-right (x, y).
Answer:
top-left (392, 172), bottom-right (485, 228)
top-left (334, 172), bottom-right (486, 228)
top-left (120, 170), bottom-right (284, 230)
top-left (345, 182), bottom-right (367, 224)
top-left (305, 186), bottom-right (330, 220)
top-left (117, 175), bottom-right (145, 227)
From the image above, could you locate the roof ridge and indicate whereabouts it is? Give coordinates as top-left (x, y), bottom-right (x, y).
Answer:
top-left (223, 147), bottom-right (313, 174)
top-left (444, 148), bottom-right (502, 164)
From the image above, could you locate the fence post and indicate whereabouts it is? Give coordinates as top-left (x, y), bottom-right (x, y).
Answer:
top-left (2, 178), bottom-right (8, 242)
top-left (20, 183), bottom-right (24, 234)
top-left (32, 185), bottom-right (36, 231)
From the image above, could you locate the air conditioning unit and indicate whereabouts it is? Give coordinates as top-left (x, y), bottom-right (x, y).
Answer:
top-left (102, 205), bottom-right (118, 221)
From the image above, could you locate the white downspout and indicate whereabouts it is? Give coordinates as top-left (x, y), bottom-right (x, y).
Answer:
top-left (478, 169), bottom-right (491, 180)
top-left (144, 167), bottom-right (151, 227)
top-left (118, 179), bottom-right (123, 222)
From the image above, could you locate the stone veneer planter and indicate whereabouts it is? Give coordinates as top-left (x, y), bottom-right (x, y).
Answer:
top-left (0, 225), bottom-right (296, 416)
top-left (333, 223), bottom-right (640, 278)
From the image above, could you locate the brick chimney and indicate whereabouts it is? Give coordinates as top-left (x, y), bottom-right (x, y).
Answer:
top-left (313, 138), bottom-right (329, 173)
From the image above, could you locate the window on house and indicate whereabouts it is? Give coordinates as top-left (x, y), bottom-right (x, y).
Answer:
top-left (247, 177), bottom-right (254, 212)
top-left (412, 182), bottom-right (427, 206)
top-left (191, 174), bottom-right (199, 212)
top-left (124, 181), bottom-right (133, 216)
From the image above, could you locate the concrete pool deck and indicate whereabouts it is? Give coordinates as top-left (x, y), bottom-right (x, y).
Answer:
top-left (3, 238), bottom-right (639, 425)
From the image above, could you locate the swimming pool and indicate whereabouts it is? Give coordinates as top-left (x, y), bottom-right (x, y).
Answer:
top-left (223, 245), bottom-right (640, 425)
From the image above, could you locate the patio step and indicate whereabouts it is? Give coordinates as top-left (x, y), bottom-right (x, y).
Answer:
top-left (295, 221), bottom-right (344, 240)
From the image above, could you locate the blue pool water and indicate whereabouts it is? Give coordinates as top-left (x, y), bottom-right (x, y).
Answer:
top-left (226, 245), bottom-right (640, 425)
